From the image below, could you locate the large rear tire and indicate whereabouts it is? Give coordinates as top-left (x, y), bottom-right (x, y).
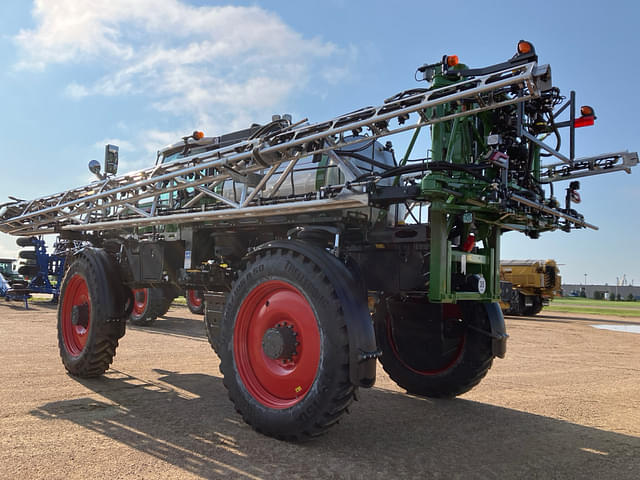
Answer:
top-left (374, 297), bottom-right (494, 398)
top-left (57, 250), bottom-right (128, 377)
top-left (219, 247), bottom-right (355, 440)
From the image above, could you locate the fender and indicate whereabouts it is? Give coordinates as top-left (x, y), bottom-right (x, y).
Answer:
top-left (484, 301), bottom-right (508, 358)
top-left (248, 240), bottom-right (378, 388)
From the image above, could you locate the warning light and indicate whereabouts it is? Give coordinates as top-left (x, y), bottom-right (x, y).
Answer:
top-left (575, 106), bottom-right (596, 128)
top-left (517, 40), bottom-right (534, 55)
top-left (447, 55), bottom-right (459, 67)
top-left (580, 106), bottom-right (595, 117)
top-left (192, 131), bottom-right (205, 140)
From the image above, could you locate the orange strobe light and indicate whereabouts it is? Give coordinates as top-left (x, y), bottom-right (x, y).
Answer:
top-left (447, 55), bottom-right (459, 67)
top-left (517, 40), bottom-right (534, 55)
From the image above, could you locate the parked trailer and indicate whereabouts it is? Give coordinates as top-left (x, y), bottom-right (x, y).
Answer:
top-left (0, 41), bottom-right (637, 439)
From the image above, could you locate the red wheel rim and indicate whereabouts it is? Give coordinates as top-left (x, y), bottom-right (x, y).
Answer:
top-left (234, 280), bottom-right (321, 409)
top-left (387, 303), bottom-right (465, 375)
top-left (61, 274), bottom-right (91, 356)
top-left (132, 289), bottom-right (148, 316)
top-left (187, 289), bottom-right (203, 308)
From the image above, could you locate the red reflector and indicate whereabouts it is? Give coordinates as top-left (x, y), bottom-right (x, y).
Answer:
top-left (574, 115), bottom-right (595, 128)
top-left (462, 233), bottom-right (476, 252)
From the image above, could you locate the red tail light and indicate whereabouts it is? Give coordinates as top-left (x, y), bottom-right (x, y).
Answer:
top-left (575, 105), bottom-right (596, 128)
top-left (574, 116), bottom-right (595, 128)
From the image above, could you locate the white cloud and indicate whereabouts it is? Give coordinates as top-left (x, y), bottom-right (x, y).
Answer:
top-left (93, 138), bottom-right (134, 152)
top-left (141, 129), bottom-right (185, 155)
top-left (65, 82), bottom-right (89, 99)
top-left (15, 0), bottom-right (348, 129)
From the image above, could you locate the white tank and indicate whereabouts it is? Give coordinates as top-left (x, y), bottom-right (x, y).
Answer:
top-left (160, 134), bottom-right (404, 224)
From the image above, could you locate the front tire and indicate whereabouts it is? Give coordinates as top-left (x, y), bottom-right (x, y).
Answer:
top-left (57, 251), bottom-right (127, 377)
top-left (374, 297), bottom-right (494, 398)
top-left (219, 247), bottom-right (355, 440)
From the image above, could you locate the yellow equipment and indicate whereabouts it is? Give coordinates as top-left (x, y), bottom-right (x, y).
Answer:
top-left (500, 260), bottom-right (561, 315)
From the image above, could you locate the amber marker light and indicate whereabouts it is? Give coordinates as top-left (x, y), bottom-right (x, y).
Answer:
top-left (193, 131), bottom-right (205, 140)
top-left (580, 106), bottom-right (595, 117)
top-left (447, 55), bottom-right (459, 67)
top-left (517, 40), bottom-right (534, 55)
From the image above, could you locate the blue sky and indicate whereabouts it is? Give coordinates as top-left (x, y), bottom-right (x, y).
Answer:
top-left (0, 0), bottom-right (638, 285)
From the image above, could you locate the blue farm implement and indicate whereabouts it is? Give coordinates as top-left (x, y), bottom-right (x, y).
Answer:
top-left (15, 236), bottom-right (65, 304)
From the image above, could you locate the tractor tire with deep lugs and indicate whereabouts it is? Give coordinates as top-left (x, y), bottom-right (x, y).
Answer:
top-left (374, 297), bottom-right (494, 398)
top-left (57, 249), bottom-right (128, 377)
top-left (219, 247), bottom-right (356, 440)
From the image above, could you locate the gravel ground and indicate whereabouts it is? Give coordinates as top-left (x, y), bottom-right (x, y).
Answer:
top-left (1, 302), bottom-right (638, 479)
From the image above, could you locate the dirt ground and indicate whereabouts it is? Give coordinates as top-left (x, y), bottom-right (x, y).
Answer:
top-left (1, 302), bottom-right (638, 479)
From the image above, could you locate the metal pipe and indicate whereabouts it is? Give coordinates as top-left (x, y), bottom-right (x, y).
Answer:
top-left (509, 193), bottom-right (598, 230)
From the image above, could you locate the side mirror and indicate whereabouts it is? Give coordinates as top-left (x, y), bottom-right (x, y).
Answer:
top-left (104, 144), bottom-right (119, 175)
top-left (88, 159), bottom-right (103, 179)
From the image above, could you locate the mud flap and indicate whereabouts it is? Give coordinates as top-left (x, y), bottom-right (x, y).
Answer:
top-left (485, 302), bottom-right (508, 358)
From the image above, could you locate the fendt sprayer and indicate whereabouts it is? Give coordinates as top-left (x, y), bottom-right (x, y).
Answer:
top-left (0, 41), bottom-right (637, 440)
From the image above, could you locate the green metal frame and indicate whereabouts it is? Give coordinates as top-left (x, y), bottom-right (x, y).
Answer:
top-left (399, 63), bottom-right (519, 303)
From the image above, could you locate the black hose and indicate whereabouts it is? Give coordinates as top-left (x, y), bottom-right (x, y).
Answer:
top-left (333, 151), bottom-right (392, 171)
top-left (335, 139), bottom-right (375, 153)
top-left (540, 112), bottom-right (561, 157)
top-left (356, 160), bottom-right (492, 183)
top-left (248, 119), bottom-right (289, 140)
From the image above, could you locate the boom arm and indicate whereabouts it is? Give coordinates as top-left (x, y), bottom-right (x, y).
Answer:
top-left (0, 44), bottom-right (636, 238)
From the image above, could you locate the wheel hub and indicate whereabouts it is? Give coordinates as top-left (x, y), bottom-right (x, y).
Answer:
top-left (262, 322), bottom-right (298, 361)
top-left (71, 303), bottom-right (89, 328)
top-left (234, 280), bottom-right (320, 408)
